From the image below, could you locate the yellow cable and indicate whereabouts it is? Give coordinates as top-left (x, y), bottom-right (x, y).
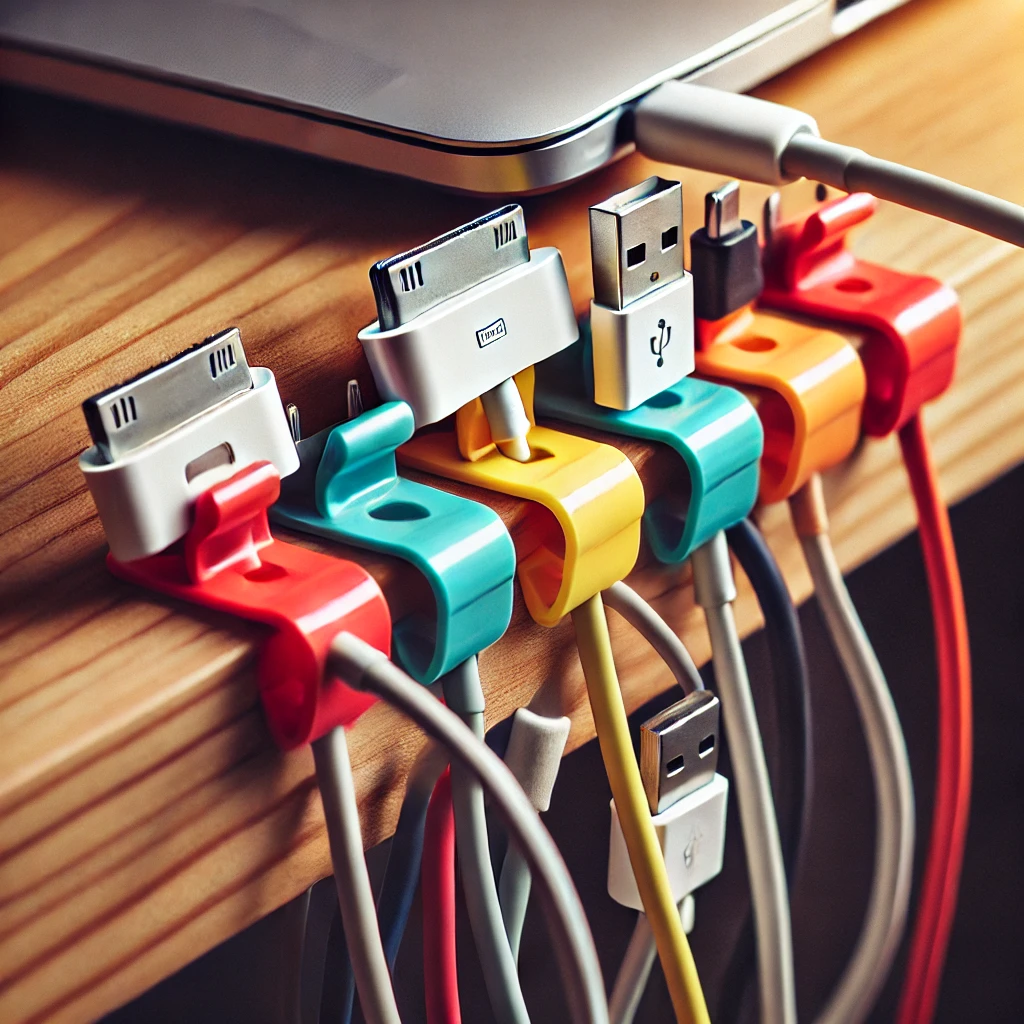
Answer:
top-left (571, 593), bottom-right (710, 1024)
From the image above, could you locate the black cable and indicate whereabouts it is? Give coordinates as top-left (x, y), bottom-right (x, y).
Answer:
top-left (718, 517), bottom-right (813, 1024)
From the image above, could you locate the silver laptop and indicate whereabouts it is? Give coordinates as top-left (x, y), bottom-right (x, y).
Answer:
top-left (0, 0), bottom-right (906, 194)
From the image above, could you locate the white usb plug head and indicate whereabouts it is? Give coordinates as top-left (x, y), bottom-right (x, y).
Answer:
top-left (83, 330), bottom-right (255, 464)
top-left (608, 690), bottom-right (728, 910)
top-left (589, 176), bottom-right (695, 411)
top-left (358, 206), bottom-right (578, 428)
top-left (79, 328), bottom-right (298, 563)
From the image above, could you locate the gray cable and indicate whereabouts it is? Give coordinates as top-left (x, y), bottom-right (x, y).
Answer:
top-left (691, 532), bottom-right (796, 1024)
top-left (498, 843), bottom-right (533, 963)
top-left (311, 727), bottom-right (401, 1024)
top-left (799, 530), bottom-right (915, 1024)
top-left (497, 708), bottom-right (572, 962)
top-left (441, 657), bottom-right (530, 1024)
top-left (608, 897), bottom-right (695, 1024)
top-left (783, 133), bottom-right (1024, 248)
top-left (328, 633), bottom-right (609, 1024)
top-left (602, 581), bottom-right (704, 694)
top-left (481, 377), bottom-right (532, 462)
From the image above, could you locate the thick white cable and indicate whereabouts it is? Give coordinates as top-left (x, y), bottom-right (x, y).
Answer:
top-left (481, 377), bottom-right (532, 462)
top-left (799, 530), bottom-right (915, 1024)
top-left (634, 81), bottom-right (1024, 248)
top-left (691, 532), bottom-right (796, 1024)
top-left (328, 634), bottom-right (609, 1024)
top-left (602, 581), bottom-right (705, 694)
top-left (311, 727), bottom-right (401, 1024)
top-left (783, 134), bottom-right (1024, 247)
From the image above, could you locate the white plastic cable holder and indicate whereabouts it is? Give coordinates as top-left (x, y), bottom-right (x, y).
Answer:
top-left (358, 247), bottom-right (580, 428)
top-left (79, 367), bottom-right (299, 563)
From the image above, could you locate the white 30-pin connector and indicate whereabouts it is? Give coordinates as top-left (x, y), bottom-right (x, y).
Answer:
top-left (79, 328), bottom-right (298, 562)
top-left (359, 206), bottom-right (578, 448)
top-left (590, 176), bottom-right (695, 411)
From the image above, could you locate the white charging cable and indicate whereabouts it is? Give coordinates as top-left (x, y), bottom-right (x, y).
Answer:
top-left (634, 82), bottom-right (1024, 247)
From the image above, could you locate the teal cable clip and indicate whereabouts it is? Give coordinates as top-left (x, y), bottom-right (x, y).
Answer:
top-left (534, 327), bottom-right (763, 564)
top-left (272, 400), bottom-right (516, 683)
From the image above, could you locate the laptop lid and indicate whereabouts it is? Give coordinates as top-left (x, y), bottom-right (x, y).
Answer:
top-left (0, 0), bottom-right (903, 193)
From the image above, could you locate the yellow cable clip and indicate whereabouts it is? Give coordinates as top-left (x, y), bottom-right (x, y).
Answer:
top-left (398, 368), bottom-right (645, 627)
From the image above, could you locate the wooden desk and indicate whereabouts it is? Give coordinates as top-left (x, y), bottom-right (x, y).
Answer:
top-left (1, 0), bottom-right (1022, 1019)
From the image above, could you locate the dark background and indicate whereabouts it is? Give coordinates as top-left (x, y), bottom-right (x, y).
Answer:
top-left (106, 464), bottom-right (1024, 1022)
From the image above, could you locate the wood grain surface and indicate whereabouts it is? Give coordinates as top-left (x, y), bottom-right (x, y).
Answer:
top-left (1, 0), bottom-right (1023, 1019)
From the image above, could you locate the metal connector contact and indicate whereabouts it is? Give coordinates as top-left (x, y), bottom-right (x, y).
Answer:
top-left (370, 205), bottom-right (528, 330)
top-left (590, 176), bottom-right (683, 311)
top-left (705, 179), bottom-right (743, 240)
top-left (82, 327), bottom-right (253, 464)
top-left (640, 689), bottom-right (720, 814)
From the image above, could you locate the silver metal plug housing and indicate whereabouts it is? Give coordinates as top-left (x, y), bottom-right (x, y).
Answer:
top-left (82, 327), bottom-right (253, 464)
top-left (590, 176), bottom-right (684, 310)
top-left (640, 689), bottom-right (720, 814)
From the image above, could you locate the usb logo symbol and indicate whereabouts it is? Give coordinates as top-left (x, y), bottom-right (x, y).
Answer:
top-left (683, 825), bottom-right (702, 869)
top-left (651, 318), bottom-right (671, 367)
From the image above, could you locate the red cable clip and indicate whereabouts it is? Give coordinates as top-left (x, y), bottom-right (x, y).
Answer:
top-left (761, 191), bottom-right (962, 436)
top-left (109, 460), bottom-right (392, 749)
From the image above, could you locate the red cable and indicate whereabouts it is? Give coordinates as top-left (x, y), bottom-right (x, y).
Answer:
top-left (422, 767), bottom-right (461, 1024)
top-left (896, 413), bottom-right (973, 1024)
